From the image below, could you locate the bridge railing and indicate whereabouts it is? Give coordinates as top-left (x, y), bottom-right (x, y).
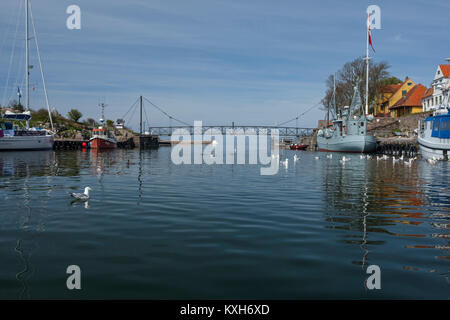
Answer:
top-left (147, 126), bottom-right (315, 137)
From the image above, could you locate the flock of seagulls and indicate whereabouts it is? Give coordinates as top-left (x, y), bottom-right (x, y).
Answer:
top-left (277, 151), bottom-right (446, 169)
top-left (68, 152), bottom-right (445, 203)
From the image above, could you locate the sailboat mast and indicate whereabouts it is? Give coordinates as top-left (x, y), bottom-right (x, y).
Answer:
top-left (333, 73), bottom-right (336, 117)
top-left (25, 0), bottom-right (30, 127)
top-left (365, 13), bottom-right (369, 115)
top-left (29, 0), bottom-right (54, 131)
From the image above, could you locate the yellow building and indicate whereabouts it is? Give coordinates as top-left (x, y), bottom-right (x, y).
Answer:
top-left (375, 77), bottom-right (415, 116)
top-left (390, 84), bottom-right (426, 117)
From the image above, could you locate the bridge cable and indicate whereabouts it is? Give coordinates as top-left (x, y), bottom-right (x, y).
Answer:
top-left (143, 96), bottom-right (191, 126)
top-left (142, 99), bottom-right (151, 132)
top-left (121, 97), bottom-right (140, 121)
top-left (277, 101), bottom-right (322, 126)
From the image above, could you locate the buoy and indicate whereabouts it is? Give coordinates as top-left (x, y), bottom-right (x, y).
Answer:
top-left (82, 142), bottom-right (87, 147)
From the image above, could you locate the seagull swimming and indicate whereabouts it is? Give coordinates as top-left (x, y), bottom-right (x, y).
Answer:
top-left (70, 187), bottom-right (92, 201)
top-left (326, 154), bottom-right (332, 159)
top-left (339, 156), bottom-right (351, 164)
top-left (293, 154), bottom-right (299, 162)
top-left (315, 156), bottom-right (320, 160)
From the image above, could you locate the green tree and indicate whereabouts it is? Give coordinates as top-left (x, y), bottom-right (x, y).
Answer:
top-left (8, 100), bottom-right (24, 112)
top-left (380, 76), bottom-right (402, 86)
top-left (86, 118), bottom-right (97, 127)
top-left (106, 119), bottom-right (114, 127)
top-left (32, 108), bottom-right (51, 122)
top-left (322, 57), bottom-right (392, 115)
top-left (67, 109), bottom-right (83, 122)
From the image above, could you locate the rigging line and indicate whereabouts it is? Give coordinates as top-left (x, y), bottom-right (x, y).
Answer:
top-left (121, 97), bottom-right (140, 120)
top-left (277, 101), bottom-right (322, 126)
top-left (142, 96), bottom-right (191, 126)
top-left (0, 0), bottom-right (21, 66)
top-left (8, 26), bottom-right (27, 105)
top-left (30, 1), bottom-right (54, 131)
top-left (127, 101), bottom-right (139, 130)
top-left (142, 101), bottom-right (150, 131)
top-left (1, 0), bottom-right (23, 106)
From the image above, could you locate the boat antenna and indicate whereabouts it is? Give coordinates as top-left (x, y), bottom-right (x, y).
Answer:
top-left (99, 99), bottom-right (107, 126)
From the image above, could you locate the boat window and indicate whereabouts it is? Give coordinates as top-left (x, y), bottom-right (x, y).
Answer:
top-left (360, 122), bottom-right (364, 127)
top-left (442, 121), bottom-right (447, 130)
top-left (433, 121), bottom-right (439, 131)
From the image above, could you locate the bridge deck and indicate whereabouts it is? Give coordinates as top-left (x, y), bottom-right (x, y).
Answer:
top-left (148, 126), bottom-right (315, 137)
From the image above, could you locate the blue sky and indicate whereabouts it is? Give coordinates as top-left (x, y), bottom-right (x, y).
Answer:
top-left (0, 0), bottom-right (449, 130)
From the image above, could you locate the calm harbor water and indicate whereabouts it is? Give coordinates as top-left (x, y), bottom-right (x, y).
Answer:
top-left (0, 148), bottom-right (448, 299)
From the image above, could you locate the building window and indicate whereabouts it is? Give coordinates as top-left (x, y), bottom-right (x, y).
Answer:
top-left (440, 96), bottom-right (442, 104)
top-left (402, 90), bottom-right (407, 96)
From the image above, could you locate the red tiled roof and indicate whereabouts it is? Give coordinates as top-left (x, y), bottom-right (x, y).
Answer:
top-left (422, 87), bottom-right (434, 99)
top-left (439, 65), bottom-right (450, 77)
top-left (391, 84), bottom-right (427, 108)
top-left (378, 84), bottom-right (401, 94)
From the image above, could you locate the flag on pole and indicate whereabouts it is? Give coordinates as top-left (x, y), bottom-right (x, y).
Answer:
top-left (367, 13), bottom-right (375, 52)
top-left (17, 87), bottom-right (22, 98)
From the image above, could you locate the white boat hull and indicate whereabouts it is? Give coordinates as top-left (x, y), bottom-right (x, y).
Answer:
top-left (418, 135), bottom-right (450, 160)
top-left (0, 135), bottom-right (54, 150)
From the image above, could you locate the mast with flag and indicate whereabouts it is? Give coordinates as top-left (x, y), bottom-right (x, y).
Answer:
top-left (365, 5), bottom-right (380, 115)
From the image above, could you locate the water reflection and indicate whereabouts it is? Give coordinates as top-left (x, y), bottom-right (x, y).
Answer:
top-left (322, 155), bottom-right (449, 279)
top-left (0, 149), bottom-right (448, 298)
top-left (0, 152), bottom-right (55, 299)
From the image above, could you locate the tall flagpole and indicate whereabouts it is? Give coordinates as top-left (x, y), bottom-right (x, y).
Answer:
top-left (365, 13), bottom-right (370, 116)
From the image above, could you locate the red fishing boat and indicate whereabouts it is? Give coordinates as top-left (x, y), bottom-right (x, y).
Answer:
top-left (89, 103), bottom-right (117, 149)
top-left (289, 144), bottom-right (308, 150)
top-left (90, 127), bottom-right (117, 149)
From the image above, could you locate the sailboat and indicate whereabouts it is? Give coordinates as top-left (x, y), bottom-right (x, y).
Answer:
top-left (0, 0), bottom-right (54, 151)
top-left (317, 83), bottom-right (377, 153)
top-left (317, 11), bottom-right (377, 153)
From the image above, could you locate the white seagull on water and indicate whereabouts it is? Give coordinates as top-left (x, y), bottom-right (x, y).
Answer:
top-left (70, 187), bottom-right (93, 201)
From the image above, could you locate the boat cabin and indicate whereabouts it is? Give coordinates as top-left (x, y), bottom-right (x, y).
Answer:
top-left (424, 112), bottom-right (450, 139)
top-left (92, 127), bottom-right (115, 139)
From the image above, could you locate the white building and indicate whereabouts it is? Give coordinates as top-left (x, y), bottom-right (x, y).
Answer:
top-left (116, 119), bottom-right (125, 129)
top-left (422, 64), bottom-right (450, 112)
